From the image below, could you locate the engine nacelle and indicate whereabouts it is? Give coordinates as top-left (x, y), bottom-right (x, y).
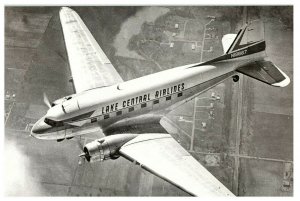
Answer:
top-left (82, 134), bottom-right (138, 163)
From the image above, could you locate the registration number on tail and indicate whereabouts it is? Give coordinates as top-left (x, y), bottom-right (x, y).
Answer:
top-left (231, 49), bottom-right (247, 58)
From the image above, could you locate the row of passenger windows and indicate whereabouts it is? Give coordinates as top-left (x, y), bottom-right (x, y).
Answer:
top-left (90, 92), bottom-right (183, 123)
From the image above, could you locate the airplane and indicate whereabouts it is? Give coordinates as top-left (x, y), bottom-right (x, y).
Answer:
top-left (30, 7), bottom-right (290, 196)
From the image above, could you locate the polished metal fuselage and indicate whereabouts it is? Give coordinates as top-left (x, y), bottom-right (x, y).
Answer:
top-left (31, 51), bottom-right (265, 140)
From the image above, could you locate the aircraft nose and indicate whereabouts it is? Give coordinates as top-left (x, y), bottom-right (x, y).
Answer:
top-left (31, 117), bottom-right (52, 137)
top-left (46, 104), bottom-right (66, 121)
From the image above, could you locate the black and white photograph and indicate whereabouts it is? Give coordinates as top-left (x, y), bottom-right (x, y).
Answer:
top-left (4, 4), bottom-right (293, 196)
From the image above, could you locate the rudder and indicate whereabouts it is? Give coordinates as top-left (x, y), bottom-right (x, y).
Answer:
top-left (226, 20), bottom-right (265, 54)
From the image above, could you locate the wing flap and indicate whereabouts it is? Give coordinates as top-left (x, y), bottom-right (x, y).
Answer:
top-left (120, 134), bottom-right (234, 196)
top-left (59, 7), bottom-right (123, 93)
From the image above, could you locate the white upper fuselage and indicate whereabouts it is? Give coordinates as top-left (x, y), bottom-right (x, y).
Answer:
top-left (48, 63), bottom-right (221, 121)
top-left (31, 51), bottom-right (265, 140)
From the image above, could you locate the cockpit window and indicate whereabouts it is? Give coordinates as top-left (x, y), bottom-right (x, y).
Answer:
top-left (44, 118), bottom-right (64, 127)
top-left (51, 96), bottom-right (73, 107)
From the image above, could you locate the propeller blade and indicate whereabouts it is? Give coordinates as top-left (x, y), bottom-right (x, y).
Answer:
top-left (75, 137), bottom-right (84, 152)
top-left (79, 152), bottom-right (86, 158)
top-left (43, 92), bottom-right (51, 108)
top-left (76, 136), bottom-right (87, 165)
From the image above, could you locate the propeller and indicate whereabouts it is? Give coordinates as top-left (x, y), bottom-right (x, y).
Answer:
top-left (75, 137), bottom-right (95, 177)
top-left (43, 92), bottom-right (51, 109)
top-left (76, 136), bottom-right (90, 164)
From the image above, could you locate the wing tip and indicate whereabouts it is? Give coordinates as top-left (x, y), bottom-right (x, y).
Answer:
top-left (59, 7), bottom-right (78, 24)
top-left (271, 67), bottom-right (291, 87)
top-left (60, 6), bottom-right (73, 14)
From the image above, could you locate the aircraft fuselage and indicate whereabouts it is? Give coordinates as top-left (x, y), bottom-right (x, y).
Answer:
top-left (31, 51), bottom-right (265, 140)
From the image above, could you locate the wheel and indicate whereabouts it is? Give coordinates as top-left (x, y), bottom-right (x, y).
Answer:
top-left (232, 75), bottom-right (239, 82)
top-left (111, 155), bottom-right (120, 160)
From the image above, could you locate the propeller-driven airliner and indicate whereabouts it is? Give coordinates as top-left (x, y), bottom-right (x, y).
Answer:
top-left (31, 7), bottom-right (290, 196)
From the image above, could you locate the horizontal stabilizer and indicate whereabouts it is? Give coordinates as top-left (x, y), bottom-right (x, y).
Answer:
top-left (236, 60), bottom-right (290, 87)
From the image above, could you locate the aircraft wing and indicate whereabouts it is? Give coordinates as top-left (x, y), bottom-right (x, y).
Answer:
top-left (59, 7), bottom-right (123, 93)
top-left (119, 134), bottom-right (234, 196)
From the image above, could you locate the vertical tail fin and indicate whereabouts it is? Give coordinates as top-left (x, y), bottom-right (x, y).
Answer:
top-left (194, 21), bottom-right (267, 66)
top-left (225, 20), bottom-right (265, 54)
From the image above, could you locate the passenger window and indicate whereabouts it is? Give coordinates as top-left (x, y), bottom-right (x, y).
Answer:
top-left (91, 117), bottom-right (97, 123)
top-left (141, 103), bottom-right (147, 108)
top-left (129, 107), bottom-right (134, 112)
top-left (166, 96), bottom-right (171, 101)
top-left (154, 99), bottom-right (159, 104)
top-left (178, 92), bottom-right (183, 97)
top-left (104, 114), bottom-right (109, 119)
top-left (116, 111), bottom-right (122, 116)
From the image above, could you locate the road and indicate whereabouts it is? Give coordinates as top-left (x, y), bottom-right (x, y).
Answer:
top-left (232, 6), bottom-right (248, 195)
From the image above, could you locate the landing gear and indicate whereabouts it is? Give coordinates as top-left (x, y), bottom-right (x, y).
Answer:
top-left (111, 155), bottom-right (120, 160)
top-left (232, 75), bottom-right (239, 82)
top-left (57, 137), bottom-right (73, 142)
